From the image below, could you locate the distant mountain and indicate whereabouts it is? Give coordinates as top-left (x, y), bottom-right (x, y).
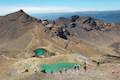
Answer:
top-left (31, 10), bottom-right (120, 23)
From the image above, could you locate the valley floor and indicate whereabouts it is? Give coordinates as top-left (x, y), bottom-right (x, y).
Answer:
top-left (0, 56), bottom-right (120, 80)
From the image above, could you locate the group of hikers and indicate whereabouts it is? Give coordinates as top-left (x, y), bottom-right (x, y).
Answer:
top-left (23, 61), bottom-right (89, 74)
top-left (58, 62), bottom-right (87, 74)
top-left (52, 61), bottom-right (101, 74)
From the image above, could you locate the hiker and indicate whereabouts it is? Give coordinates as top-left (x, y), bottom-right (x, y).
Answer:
top-left (83, 61), bottom-right (87, 72)
top-left (97, 61), bottom-right (100, 67)
top-left (74, 65), bottom-right (77, 71)
top-left (59, 70), bottom-right (62, 74)
top-left (77, 65), bottom-right (80, 71)
top-left (64, 68), bottom-right (67, 73)
top-left (51, 71), bottom-right (53, 74)
top-left (25, 69), bottom-right (29, 72)
top-left (33, 66), bottom-right (39, 72)
top-left (41, 70), bottom-right (47, 73)
top-left (22, 67), bottom-right (29, 73)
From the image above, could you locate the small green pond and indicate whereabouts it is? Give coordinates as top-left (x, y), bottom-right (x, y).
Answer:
top-left (34, 48), bottom-right (46, 56)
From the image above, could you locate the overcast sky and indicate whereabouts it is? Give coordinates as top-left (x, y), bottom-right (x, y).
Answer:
top-left (0, 0), bottom-right (120, 15)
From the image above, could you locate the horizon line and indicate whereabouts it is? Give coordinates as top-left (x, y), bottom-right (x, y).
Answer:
top-left (0, 6), bottom-right (120, 15)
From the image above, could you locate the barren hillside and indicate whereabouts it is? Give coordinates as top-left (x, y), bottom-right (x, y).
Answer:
top-left (0, 10), bottom-right (120, 80)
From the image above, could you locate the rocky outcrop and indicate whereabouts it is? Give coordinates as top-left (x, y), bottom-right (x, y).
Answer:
top-left (79, 16), bottom-right (97, 31)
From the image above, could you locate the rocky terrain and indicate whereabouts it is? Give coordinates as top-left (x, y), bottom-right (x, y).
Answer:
top-left (0, 10), bottom-right (120, 80)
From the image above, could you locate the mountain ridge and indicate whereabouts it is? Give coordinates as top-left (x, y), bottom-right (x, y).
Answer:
top-left (31, 10), bottom-right (120, 23)
top-left (0, 9), bottom-right (119, 59)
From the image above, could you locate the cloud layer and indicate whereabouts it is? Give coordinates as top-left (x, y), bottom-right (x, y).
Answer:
top-left (1, 6), bottom-right (118, 15)
top-left (0, 6), bottom-right (80, 15)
